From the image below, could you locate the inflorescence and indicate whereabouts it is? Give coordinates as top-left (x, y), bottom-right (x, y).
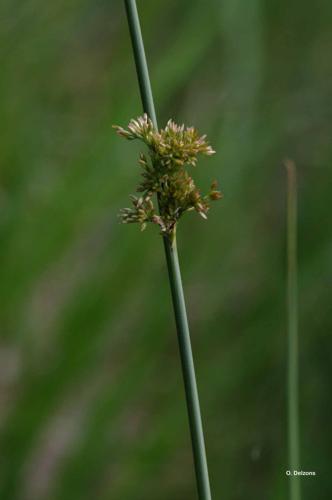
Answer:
top-left (114, 114), bottom-right (222, 241)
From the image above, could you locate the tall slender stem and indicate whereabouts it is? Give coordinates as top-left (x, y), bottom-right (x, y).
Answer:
top-left (123, 1), bottom-right (212, 498)
top-left (285, 159), bottom-right (301, 500)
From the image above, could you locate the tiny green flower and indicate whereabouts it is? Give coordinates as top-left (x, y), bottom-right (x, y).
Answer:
top-left (114, 114), bottom-right (222, 241)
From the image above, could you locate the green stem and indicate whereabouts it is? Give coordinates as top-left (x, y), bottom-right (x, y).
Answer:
top-left (285, 159), bottom-right (301, 500)
top-left (123, 1), bottom-right (212, 498)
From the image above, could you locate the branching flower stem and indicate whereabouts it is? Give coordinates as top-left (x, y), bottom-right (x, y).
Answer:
top-left (115, 115), bottom-right (220, 237)
top-left (123, 1), bottom-right (212, 498)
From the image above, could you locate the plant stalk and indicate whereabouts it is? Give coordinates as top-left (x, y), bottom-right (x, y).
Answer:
top-left (123, 1), bottom-right (212, 498)
top-left (285, 159), bottom-right (301, 500)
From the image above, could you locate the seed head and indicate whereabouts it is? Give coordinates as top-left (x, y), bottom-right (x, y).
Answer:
top-left (114, 115), bottom-right (222, 240)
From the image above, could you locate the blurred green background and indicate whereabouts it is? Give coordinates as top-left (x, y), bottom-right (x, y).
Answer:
top-left (1, 0), bottom-right (331, 499)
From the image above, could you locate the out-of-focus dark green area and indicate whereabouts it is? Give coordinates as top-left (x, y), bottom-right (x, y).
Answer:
top-left (0, 0), bottom-right (331, 499)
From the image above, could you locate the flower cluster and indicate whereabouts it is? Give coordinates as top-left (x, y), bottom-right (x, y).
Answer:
top-left (114, 114), bottom-right (222, 241)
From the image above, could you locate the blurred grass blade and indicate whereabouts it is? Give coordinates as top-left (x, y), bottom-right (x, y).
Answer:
top-left (123, 1), bottom-right (212, 498)
top-left (285, 159), bottom-right (301, 500)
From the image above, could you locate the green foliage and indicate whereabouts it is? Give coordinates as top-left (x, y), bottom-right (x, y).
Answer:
top-left (114, 115), bottom-right (221, 239)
